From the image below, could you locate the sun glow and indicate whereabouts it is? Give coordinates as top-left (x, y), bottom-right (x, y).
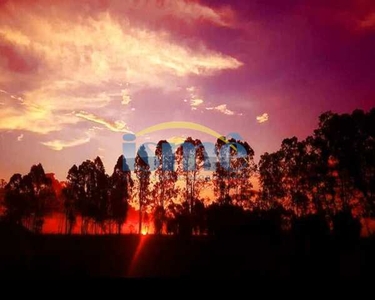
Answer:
top-left (128, 233), bottom-right (149, 276)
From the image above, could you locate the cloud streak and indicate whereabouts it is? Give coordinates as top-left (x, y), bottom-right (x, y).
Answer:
top-left (75, 111), bottom-right (133, 133)
top-left (206, 104), bottom-right (235, 115)
top-left (41, 129), bottom-right (95, 151)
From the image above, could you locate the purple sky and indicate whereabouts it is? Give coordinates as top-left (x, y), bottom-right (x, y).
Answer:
top-left (0, 0), bottom-right (375, 181)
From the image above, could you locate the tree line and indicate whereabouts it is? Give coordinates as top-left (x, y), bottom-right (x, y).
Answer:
top-left (1, 108), bottom-right (375, 238)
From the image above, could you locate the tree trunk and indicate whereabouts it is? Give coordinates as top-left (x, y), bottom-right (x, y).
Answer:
top-left (139, 189), bottom-right (142, 234)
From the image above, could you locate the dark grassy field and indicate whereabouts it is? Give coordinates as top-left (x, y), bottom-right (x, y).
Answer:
top-left (1, 228), bottom-right (375, 279)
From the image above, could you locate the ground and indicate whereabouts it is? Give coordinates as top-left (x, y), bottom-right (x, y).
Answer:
top-left (0, 230), bottom-right (373, 279)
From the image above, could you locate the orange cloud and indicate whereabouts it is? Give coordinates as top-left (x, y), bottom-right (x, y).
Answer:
top-left (256, 113), bottom-right (269, 123)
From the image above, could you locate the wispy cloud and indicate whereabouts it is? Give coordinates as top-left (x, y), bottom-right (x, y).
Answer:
top-left (41, 129), bottom-right (95, 151)
top-left (0, 104), bottom-right (77, 134)
top-left (186, 86), bottom-right (204, 110)
top-left (17, 134), bottom-right (24, 142)
top-left (256, 113), bottom-right (269, 123)
top-left (121, 89), bottom-right (132, 105)
top-left (206, 104), bottom-right (235, 115)
top-left (0, 9), bottom-right (241, 84)
top-left (109, 0), bottom-right (236, 28)
top-left (10, 95), bottom-right (24, 102)
top-left (75, 111), bottom-right (133, 133)
top-left (0, 88), bottom-right (24, 102)
top-left (0, 1), bottom-right (241, 137)
top-left (191, 99), bottom-right (204, 107)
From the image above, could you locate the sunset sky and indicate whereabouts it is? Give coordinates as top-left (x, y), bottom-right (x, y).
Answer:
top-left (1, 0), bottom-right (375, 181)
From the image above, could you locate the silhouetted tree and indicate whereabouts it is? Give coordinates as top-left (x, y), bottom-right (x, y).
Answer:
top-left (152, 140), bottom-right (178, 234)
top-left (213, 137), bottom-right (256, 207)
top-left (135, 145), bottom-right (151, 234)
top-left (153, 205), bottom-right (165, 234)
top-left (165, 202), bottom-right (179, 235)
top-left (259, 151), bottom-right (285, 209)
top-left (311, 110), bottom-right (375, 234)
top-left (280, 137), bottom-right (312, 216)
top-left (0, 179), bottom-right (6, 215)
top-left (75, 161), bottom-right (94, 234)
top-left (192, 199), bottom-right (206, 235)
top-left (4, 107), bottom-right (375, 240)
top-left (68, 157), bottom-right (110, 234)
top-left (229, 139), bottom-right (256, 206)
top-left (0, 179), bottom-right (6, 189)
top-left (92, 157), bottom-right (109, 231)
top-left (3, 174), bottom-right (32, 226)
top-left (63, 165), bottom-right (80, 234)
top-left (176, 137), bottom-right (210, 213)
top-left (175, 201), bottom-right (192, 236)
top-left (260, 137), bottom-right (327, 217)
top-left (314, 112), bottom-right (357, 214)
top-left (154, 141), bottom-right (177, 206)
top-left (28, 164), bottom-right (56, 233)
top-left (213, 137), bottom-right (229, 202)
top-left (109, 155), bottom-right (133, 234)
